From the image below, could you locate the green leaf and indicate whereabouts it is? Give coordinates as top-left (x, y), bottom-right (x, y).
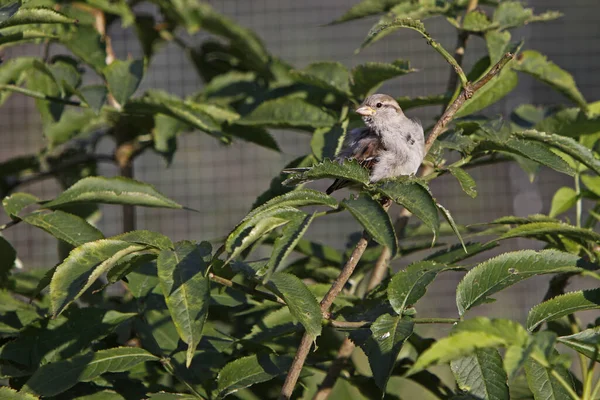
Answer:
top-left (527, 289), bottom-right (600, 331)
top-left (460, 10), bottom-right (495, 32)
top-left (454, 68), bottom-right (518, 118)
top-left (311, 123), bottom-right (347, 161)
top-left (341, 193), bottom-right (397, 255)
top-left (147, 393), bottom-right (197, 400)
top-left (237, 97), bottom-right (337, 129)
top-left (20, 210), bottom-right (103, 247)
top-left (396, 94), bottom-right (449, 110)
top-left (244, 188), bottom-right (338, 222)
top-left (513, 50), bottom-right (586, 110)
top-left (43, 176), bottom-right (182, 209)
top-left (448, 166), bottom-right (477, 198)
top-left (329, 0), bottom-right (401, 25)
top-left (283, 159), bottom-right (370, 187)
top-left (515, 130), bottom-right (600, 176)
top-left (50, 239), bottom-right (146, 316)
top-left (549, 187), bottom-right (578, 218)
top-left (373, 179), bottom-right (440, 239)
top-left (216, 354), bottom-right (292, 398)
top-left (557, 326), bottom-right (600, 362)
top-left (351, 59), bottom-right (415, 98)
top-left (451, 348), bottom-right (509, 400)
top-left (0, 308), bottom-right (136, 370)
top-left (359, 17), bottom-right (429, 52)
top-left (61, 25), bottom-right (107, 73)
top-left (78, 85), bottom-right (107, 114)
top-left (525, 354), bottom-right (574, 400)
top-left (267, 213), bottom-right (316, 272)
top-left (157, 241), bottom-right (211, 367)
top-left (0, 7), bottom-right (76, 29)
top-left (226, 207), bottom-right (304, 262)
top-left (84, 0), bottom-right (135, 27)
top-left (426, 242), bottom-right (498, 265)
top-left (104, 58), bottom-right (144, 106)
top-left (498, 222), bottom-right (600, 245)
top-left (486, 30), bottom-right (512, 65)
top-left (366, 314), bottom-right (414, 391)
top-left (22, 347), bottom-right (158, 397)
top-left (0, 29), bottom-right (57, 47)
top-left (388, 261), bottom-right (447, 315)
top-left (225, 124), bottom-right (280, 152)
top-left (0, 2), bottom-right (20, 24)
top-left (266, 272), bottom-right (322, 339)
top-left (437, 203), bottom-right (466, 251)
top-left (122, 255), bottom-right (159, 298)
top-left (410, 318), bottom-right (529, 376)
top-left (2, 192), bottom-right (39, 218)
top-left (493, 1), bottom-right (562, 31)
top-left (290, 61), bottom-right (351, 96)
top-left (457, 250), bottom-right (595, 317)
top-left (113, 230), bottom-right (173, 251)
top-left (0, 387), bottom-right (38, 400)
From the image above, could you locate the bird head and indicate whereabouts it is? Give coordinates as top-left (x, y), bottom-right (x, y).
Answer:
top-left (355, 94), bottom-right (404, 130)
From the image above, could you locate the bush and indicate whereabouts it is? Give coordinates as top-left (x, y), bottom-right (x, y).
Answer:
top-left (0, 1), bottom-right (599, 399)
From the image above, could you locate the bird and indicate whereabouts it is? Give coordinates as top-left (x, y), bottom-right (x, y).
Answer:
top-left (326, 93), bottom-right (425, 194)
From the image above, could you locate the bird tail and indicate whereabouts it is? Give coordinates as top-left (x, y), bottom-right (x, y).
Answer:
top-left (326, 178), bottom-right (351, 194)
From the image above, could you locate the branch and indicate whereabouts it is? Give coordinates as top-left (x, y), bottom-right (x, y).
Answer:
top-left (446, 0), bottom-right (480, 93)
top-left (425, 52), bottom-right (515, 152)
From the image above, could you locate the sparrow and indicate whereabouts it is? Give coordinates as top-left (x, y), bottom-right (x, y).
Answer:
top-left (326, 94), bottom-right (425, 194)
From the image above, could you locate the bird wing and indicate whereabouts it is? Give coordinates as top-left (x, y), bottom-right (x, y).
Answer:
top-left (326, 127), bottom-right (383, 194)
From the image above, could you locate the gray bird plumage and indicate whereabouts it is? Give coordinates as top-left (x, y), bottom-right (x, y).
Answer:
top-left (326, 94), bottom-right (425, 194)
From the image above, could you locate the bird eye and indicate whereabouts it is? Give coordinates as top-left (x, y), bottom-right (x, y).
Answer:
top-left (376, 102), bottom-right (383, 108)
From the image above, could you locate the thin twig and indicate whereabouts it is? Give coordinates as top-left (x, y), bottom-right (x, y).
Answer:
top-left (281, 51), bottom-right (516, 400)
top-left (446, 0), bottom-right (479, 94)
top-left (208, 272), bottom-right (286, 306)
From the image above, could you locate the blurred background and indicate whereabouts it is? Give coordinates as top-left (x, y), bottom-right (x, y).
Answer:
top-left (1, 0), bottom-right (598, 321)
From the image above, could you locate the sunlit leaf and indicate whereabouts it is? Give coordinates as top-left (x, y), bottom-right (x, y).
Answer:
top-left (527, 289), bottom-right (600, 331)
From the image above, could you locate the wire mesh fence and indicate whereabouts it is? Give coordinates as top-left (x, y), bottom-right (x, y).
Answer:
top-left (1, 0), bottom-right (598, 319)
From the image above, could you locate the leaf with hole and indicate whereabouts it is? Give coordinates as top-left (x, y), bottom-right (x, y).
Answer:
top-left (42, 176), bottom-right (182, 209)
top-left (457, 250), bottom-right (596, 317)
top-left (342, 193), bottom-right (397, 255)
top-left (527, 289), bottom-right (600, 331)
top-left (22, 347), bottom-right (158, 397)
top-left (157, 241), bottom-right (211, 367)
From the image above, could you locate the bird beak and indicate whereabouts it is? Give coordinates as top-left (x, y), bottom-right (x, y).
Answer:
top-left (355, 106), bottom-right (376, 116)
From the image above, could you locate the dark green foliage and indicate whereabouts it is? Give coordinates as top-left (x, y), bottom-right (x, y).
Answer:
top-left (0, 1), bottom-right (597, 399)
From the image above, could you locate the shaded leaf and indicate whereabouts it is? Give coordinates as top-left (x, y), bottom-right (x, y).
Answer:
top-left (396, 94), bottom-right (449, 110)
top-left (366, 314), bottom-right (414, 391)
top-left (388, 261), bottom-right (447, 315)
top-left (535, 108), bottom-right (600, 138)
top-left (113, 230), bottom-right (172, 251)
top-left (493, 2), bottom-right (562, 31)
top-left (2, 192), bottom-right (39, 218)
top-left (237, 97), bottom-right (337, 129)
top-left (426, 242), bottom-right (498, 265)
top-left (329, 0), bottom-right (401, 25)
top-left (457, 250), bottom-right (595, 316)
top-left (21, 210), bottom-right (103, 247)
top-left (78, 85), bottom-right (107, 114)
top-left (266, 272), bottom-right (322, 339)
top-left (525, 354), bottom-right (573, 400)
top-left (50, 239), bottom-right (146, 316)
top-left (498, 222), bottom-right (600, 245)
top-left (0, 387), bottom-right (38, 400)
top-left (437, 203), bottom-right (466, 251)
top-left (373, 179), bottom-right (440, 239)
top-left (61, 25), bottom-right (107, 73)
top-left (311, 123), bottom-right (347, 161)
top-left (448, 166), bottom-right (477, 198)
top-left (244, 188), bottom-right (337, 222)
top-left (104, 59), bottom-right (144, 106)
top-left (359, 17), bottom-right (429, 52)
top-left (290, 61), bottom-right (351, 96)
top-left (216, 354), bottom-right (292, 398)
top-left (450, 348), bottom-right (509, 400)
top-left (22, 347), bottom-right (158, 397)
top-left (43, 176), bottom-right (182, 209)
top-left (351, 59), bottom-right (415, 98)
top-left (267, 213), bottom-right (315, 272)
top-left (342, 193), bottom-right (397, 255)
top-left (557, 326), bottom-right (600, 362)
top-left (527, 289), bottom-right (600, 331)
top-left (157, 241), bottom-right (211, 367)
top-left (486, 30), bottom-right (512, 65)
top-left (0, 235), bottom-right (16, 285)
